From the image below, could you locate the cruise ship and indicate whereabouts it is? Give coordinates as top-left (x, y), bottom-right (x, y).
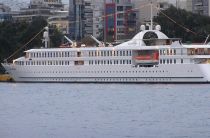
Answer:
top-left (2, 23), bottom-right (210, 83)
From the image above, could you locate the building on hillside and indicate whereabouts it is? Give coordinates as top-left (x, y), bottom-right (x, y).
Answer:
top-left (186, 0), bottom-right (193, 12)
top-left (48, 11), bottom-right (69, 34)
top-left (0, 3), bottom-right (12, 22)
top-left (12, 0), bottom-right (64, 22)
top-left (92, 0), bottom-right (104, 39)
top-left (104, 0), bottom-right (137, 42)
top-left (175, 0), bottom-right (192, 12)
top-left (84, 0), bottom-right (104, 39)
top-left (83, 0), bottom-right (93, 38)
top-left (192, 0), bottom-right (210, 16)
top-left (69, 0), bottom-right (104, 40)
top-left (69, 0), bottom-right (84, 40)
top-left (132, 0), bottom-right (170, 25)
top-left (29, 0), bottom-right (64, 10)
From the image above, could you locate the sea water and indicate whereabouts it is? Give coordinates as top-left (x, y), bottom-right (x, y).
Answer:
top-left (0, 83), bottom-right (210, 138)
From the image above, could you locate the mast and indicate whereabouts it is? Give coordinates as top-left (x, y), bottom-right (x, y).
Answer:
top-left (43, 27), bottom-right (49, 48)
top-left (150, 0), bottom-right (153, 30)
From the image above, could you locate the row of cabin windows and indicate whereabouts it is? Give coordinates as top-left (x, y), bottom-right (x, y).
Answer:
top-left (29, 51), bottom-right (76, 58)
top-left (29, 70), bottom-right (172, 74)
top-left (29, 50), bottom-right (132, 58)
top-left (25, 61), bottom-right (72, 66)
top-left (16, 59), bottom-right (185, 66)
top-left (16, 60), bottom-right (132, 66)
top-left (160, 59), bottom-right (183, 64)
top-left (89, 60), bottom-right (132, 65)
top-left (160, 49), bottom-right (176, 55)
top-left (88, 50), bottom-right (132, 57)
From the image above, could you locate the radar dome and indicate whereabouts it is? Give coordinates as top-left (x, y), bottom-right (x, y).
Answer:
top-left (155, 25), bottom-right (161, 31)
top-left (140, 25), bottom-right (146, 31)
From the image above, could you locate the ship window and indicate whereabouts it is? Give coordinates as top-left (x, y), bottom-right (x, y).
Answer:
top-left (163, 60), bottom-right (165, 64)
top-left (170, 59), bottom-right (172, 64)
top-left (167, 59), bottom-right (169, 64)
top-left (174, 59), bottom-right (176, 64)
top-left (160, 59), bottom-right (162, 64)
top-left (181, 59), bottom-right (183, 64)
top-left (126, 51), bottom-right (129, 56)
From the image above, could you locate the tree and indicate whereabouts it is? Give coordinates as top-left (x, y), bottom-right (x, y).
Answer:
top-left (49, 25), bottom-right (63, 48)
top-left (0, 17), bottom-right (63, 73)
top-left (154, 6), bottom-right (210, 43)
top-left (81, 36), bottom-right (97, 47)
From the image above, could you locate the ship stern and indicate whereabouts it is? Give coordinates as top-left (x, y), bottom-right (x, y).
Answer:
top-left (200, 64), bottom-right (210, 82)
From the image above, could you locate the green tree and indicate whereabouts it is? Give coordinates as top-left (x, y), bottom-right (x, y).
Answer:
top-left (81, 36), bottom-right (97, 47)
top-left (0, 17), bottom-right (63, 73)
top-left (49, 25), bottom-right (63, 48)
top-left (154, 6), bottom-right (210, 43)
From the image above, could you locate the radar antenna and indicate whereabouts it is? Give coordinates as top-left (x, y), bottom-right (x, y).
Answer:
top-left (150, 0), bottom-right (153, 30)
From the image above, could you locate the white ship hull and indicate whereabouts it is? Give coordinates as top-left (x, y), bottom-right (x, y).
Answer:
top-left (2, 63), bottom-right (210, 83)
top-left (3, 25), bottom-right (210, 83)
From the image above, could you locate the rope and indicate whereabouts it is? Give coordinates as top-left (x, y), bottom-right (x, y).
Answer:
top-left (6, 28), bottom-right (45, 61)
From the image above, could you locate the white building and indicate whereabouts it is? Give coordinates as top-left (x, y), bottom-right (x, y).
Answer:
top-left (132, 0), bottom-right (171, 24)
top-left (48, 11), bottom-right (69, 34)
top-left (83, 0), bottom-right (104, 38)
top-left (92, 0), bottom-right (104, 39)
top-left (0, 3), bottom-right (11, 13)
top-left (192, 0), bottom-right (210, 16)
top-left (13, 0), bottom-right (64, 22)
top-left (0, 3), bottom-right (12, 22)
top-left (30, 0), bottom-right (64, 10)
